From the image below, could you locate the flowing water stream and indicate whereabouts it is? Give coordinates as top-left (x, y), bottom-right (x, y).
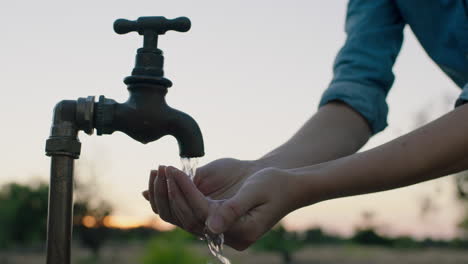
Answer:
top-left (181, 157), bottom-right (231, 264)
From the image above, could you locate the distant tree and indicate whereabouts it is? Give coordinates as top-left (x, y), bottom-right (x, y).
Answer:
top-left (72, 178), bottom-right (113, 257)
top-left (304, 227), bottom-right (344, 245)
top-left (253, 224), bottom-right (304, 264)
top-left (304, 228), bottom-right (325, 244)
top-left (73, 199), bottom-right (112, 257)
top-left (351, 228), bottom-right (392, 247)
top-left (0, 182), bottom-right (48, 248)
top-left (0, 178), bottom-right (113, 254)
top-left (351, 210), bottom-right (392, 247)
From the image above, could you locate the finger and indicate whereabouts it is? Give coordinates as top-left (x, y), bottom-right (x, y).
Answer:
top-left (166, 167), bottom-right (205, 235)
top-left (207, 184), bottom-right (265, 234)
top-left (154, 165), bottom-right (176, 224)
top-left (192, 166), bottom-right (204, 188)
top-left (142, 190), bottom-right (149, 201)
top-left (148, 170), bottom-right (158, 213)
top-left (168, 166), bottom-right (210, 222)
top-left (193, 166), bottom-right (215, 196)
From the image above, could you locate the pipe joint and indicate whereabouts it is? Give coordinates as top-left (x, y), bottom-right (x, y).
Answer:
top-left (45, 100), bottom-right (82, 159)
top-left (95, 95), bottom-right (117, 135)
top-left (45, 138), bottom-right (81, 158)
top-left (76, 96), bottom-right (95, 135)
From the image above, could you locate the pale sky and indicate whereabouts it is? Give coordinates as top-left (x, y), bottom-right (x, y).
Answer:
top-left (1, 0), bottom-right (464, 239)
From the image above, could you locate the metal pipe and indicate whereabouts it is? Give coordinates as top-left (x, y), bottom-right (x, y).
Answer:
top-left (45, 100), bottom-right (82, 264)
top-left (46, 156), bottom-right (75, 264)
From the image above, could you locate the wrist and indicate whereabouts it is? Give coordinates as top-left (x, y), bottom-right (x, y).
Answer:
top-left (247, 160), bottom-right (308, 210)
top-left (280, 168), bottom-right (317, 211)
top-left (286, 162), bottom-right (337, 209)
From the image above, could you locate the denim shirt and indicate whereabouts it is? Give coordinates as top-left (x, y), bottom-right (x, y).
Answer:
top-left (319, 0), bottom-right (468, 134)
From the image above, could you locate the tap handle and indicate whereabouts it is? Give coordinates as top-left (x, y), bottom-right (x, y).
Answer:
top-left (114, 16), bottom-right (191, 35)
top-left (114, 16), bottom-right (190, 81)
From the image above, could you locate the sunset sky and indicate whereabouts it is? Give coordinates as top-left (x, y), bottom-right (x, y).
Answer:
top-left (1, 0), bottom-right (464, 239)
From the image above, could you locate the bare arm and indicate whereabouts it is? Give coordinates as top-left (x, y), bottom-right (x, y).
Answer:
top-left (292, 103), bottom-right (468, 206)
top-left (197, 104), bottom-right (468, 250)
top-left (189, 101), bottom-right (372, 200)
top-left (256, 101), bottom-right (372, 169)
top-left (148, 103), bottom-right (468, 249)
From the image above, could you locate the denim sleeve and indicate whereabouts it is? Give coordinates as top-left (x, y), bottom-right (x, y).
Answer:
top-left (455, 83), bottom-right (468, 107)
top-left (319, 0), bottom-right (405, 134)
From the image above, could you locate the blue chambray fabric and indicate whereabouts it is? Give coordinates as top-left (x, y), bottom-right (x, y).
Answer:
top-left (456, 83), bottom-right (468, 107)
top-left (319, 0), bottom-right (468, 134)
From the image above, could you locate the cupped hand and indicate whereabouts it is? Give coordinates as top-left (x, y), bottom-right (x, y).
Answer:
top-left (205, 167), bottom-right (302, 250)
top-left (142, 158), bottom-right (262, 218)
top-left (144, 165), bottom-right (302, 250)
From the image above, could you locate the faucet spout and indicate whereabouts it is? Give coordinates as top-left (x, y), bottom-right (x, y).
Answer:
top-left (95, 84), bottom-right (204, 158)
top-left (167, 107), bottom-right (205, 158)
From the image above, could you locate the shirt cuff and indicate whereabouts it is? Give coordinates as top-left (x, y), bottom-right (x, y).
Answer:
top-left (455, 83), bottom-right (468, 107)
top-left (319, 81), bottom-right (389, 135)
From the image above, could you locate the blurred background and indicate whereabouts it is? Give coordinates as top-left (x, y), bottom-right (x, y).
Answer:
top-left (1, 0), bottom-right (468, 263)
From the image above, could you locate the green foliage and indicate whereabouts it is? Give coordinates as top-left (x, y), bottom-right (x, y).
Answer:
top-left (304, 228), bottom-right (345, 245)
top-left (140, 229), bottom-right (208, 264)
top-left (351, 228), bottom-right (392, 247)
top-left (391, 236), bottom-right (419, 249)
top-left (76, 255), bottom-right (99, 264)
top-left (0, 182), bottom-right (49, 248)
top-left (104, 226), bottom-right (159, 242)
top-left (253, 224), bottom-right (304, 264)
top-left (0, 180), bottom-right (113, 253)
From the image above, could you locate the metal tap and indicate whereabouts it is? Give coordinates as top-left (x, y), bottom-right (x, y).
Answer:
top-left (44, 16), bottom-right (204, 264)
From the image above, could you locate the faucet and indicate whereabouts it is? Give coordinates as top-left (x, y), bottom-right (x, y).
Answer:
top-left (44, 16), bottom-right (204, 264)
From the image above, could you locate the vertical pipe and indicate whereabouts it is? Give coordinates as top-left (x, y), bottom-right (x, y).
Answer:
top-left (46, 156), bottom-right (74, 264)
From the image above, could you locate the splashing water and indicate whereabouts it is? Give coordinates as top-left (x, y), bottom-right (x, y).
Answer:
top-left (181, 157), bottom-right (231, 264)
top-left (181, 157), bottom-right (198, 181)
top-left (203, 229), bottom-right (230, 264)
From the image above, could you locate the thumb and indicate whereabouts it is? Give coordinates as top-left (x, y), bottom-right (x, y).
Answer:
top-left (206, 185), bottom-right (261, 234)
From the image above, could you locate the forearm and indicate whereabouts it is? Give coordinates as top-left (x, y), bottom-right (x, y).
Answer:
top-left (294, 104), bottom-right (468, 206)
top-left (256, 102), bottom-right (372, 169)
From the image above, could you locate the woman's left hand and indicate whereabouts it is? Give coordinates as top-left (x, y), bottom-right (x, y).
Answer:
top-left (206, 166), bottom-right (306, 250)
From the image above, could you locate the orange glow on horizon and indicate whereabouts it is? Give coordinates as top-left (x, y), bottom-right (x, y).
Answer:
top-left (82, 216), bottom-right (97, 228)
top-left (103, 215), bottom-right (175, 231)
